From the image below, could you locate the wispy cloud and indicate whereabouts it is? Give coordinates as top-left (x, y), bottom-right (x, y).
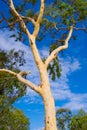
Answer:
top-left (0, 30), bottom-right (87, 112)
top-left (34, 127), bottom-right (44, 130)
top-left (62, 93), bottom-right (87, 111)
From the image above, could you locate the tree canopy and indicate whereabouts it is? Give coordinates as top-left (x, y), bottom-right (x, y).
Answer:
top-left (56, 108), bottom-right (87, 130)
top-left (0, 49), bottom-right (30, 130)
top-left (69, 109), bottom-right (87, 130)
top-left (0, 107), bottom-right (29, 130)
top-left (0, 0), bottom-right (87, 80)
top-left (56, 108), bottom-right (72, 130)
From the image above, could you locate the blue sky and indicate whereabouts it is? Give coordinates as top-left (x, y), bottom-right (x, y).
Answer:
top-left (0, 1), bottom-right (87, 130)
top-left (0, 28), bottom-right (87, 130)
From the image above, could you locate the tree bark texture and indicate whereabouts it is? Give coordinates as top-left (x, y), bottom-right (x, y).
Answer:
top-left (39, 69), bottom-right (58, 130)
top-left (42, 88), bottom-right (57, 130)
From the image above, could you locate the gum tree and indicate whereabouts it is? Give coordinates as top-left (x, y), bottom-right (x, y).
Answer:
top-left (0, 0), bottom-right (87, 130)
top-left (69, 109), bottom-right (87, 130)
top-left (56, 108), bottom-right (72, 130)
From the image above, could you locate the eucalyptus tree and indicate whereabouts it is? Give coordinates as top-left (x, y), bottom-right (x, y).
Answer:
top-left (56, 108), bottom-right (72, 130)
top-left (0, 107), bottom-right (29, 130)
top-left (0, 0), bottom-right (87, 130)
top-left (56, 108), bottom-right (87, 130)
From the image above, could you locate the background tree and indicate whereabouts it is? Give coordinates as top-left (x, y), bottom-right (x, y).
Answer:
top-left (69, 109), bottom-right (87, 130)
top-left (0, 49), bottom-right (30, 130)
top-left (0, 0), bottom-right (87, 130)
top-left (56, 108), bottom-right (72, 130)
top-left (56, 108), bottom-right (87, 130)
top-left (0, 107), bottom-right (29, 130)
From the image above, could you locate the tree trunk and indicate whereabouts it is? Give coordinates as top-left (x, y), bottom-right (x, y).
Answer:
top-left (41, 87), bottom-right (58, 130)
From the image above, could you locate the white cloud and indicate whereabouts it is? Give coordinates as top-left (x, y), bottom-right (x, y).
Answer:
top-left (63, 93), bottom-right (87, 111)
top-left (0, 30), bottom-right (40, 83)
top-left (0, 30), bottom-right (87, 112)
top-left (50, 57), bottom-right (80, 100)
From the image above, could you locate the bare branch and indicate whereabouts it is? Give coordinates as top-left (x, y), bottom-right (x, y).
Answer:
top-left (0, 69), bottom-right (17, 76)
top-left (21, 16), bottom-right (36, 25)
top-left (0, 11), bottom-right (9, 24)
top-left (33, 0), bottom-right (45, 37)
top-left (73, 27), bottom-right (87, 32)
top-left (0, 11), bottom-right (19, 28)
top-left (0, 69), bottom-right (41, 93)
top-left (54, 23), bottom-right (86, 32)
top-left (45, 26), bottom-right (74, 67)
top-left (17, 71), bottom-right (41, 93)
top-left (9, 0), bottom-right (31, 38)
top-left (8, 19), bottom-right (19, 26)
top-left (37, 0), bottom-right (45, 24)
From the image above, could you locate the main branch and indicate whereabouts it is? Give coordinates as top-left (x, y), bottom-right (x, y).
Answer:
top-left (0, 69), bottom-right (40, 93)
top-left (45, 26), bottom-right (74, 67)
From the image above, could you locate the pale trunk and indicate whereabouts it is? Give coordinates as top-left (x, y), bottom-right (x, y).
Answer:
top-left (39, 69), bottom-right (58, 130)
top-left (29, 38), bottom-right (58, 130)
top-left (41, 87), bottom-right (58, 130)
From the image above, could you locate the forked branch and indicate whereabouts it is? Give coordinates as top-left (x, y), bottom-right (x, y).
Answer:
top-left (0, 69), bottom-right (17, 76)
top-left (9, 0), bottom-right (31, 38)
top-left (33, 0), bottom-right (45, 37)
top-left (45, 26), bottom-right (74, 67)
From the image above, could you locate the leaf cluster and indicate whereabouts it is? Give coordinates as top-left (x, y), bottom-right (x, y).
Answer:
top-left (48, 58), bottom-right (61, 81)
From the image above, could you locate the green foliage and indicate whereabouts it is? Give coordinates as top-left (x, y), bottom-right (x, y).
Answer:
top-left (0, 107), bottom-right (29, 130)
top-left (56, 108), bottom-right (87, 130)
top-left (0, 0), bottom-right (87, 81)
top-left (56, 108), bottom-right (72, 130)
top-left (53, 0), bottom-right (87, 25)
top-left (69, 109), bottom-right (87, 130)
top-left (6, 0), bottom-right (38, 42)
top-left (0, 49), bottom-right (26, 69)
top-left (42, 0), bottom-right (87, 40)
top-left (48, 58), bottom-right (61, 81)
top-left (0, 49), bottom-right (26, 103)
top-left (22, 0), bottom-right (37, 5)
top-left (1, 0), bottom-right (87, 42)
top-left (0, 49), bottom-right (30, 129)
